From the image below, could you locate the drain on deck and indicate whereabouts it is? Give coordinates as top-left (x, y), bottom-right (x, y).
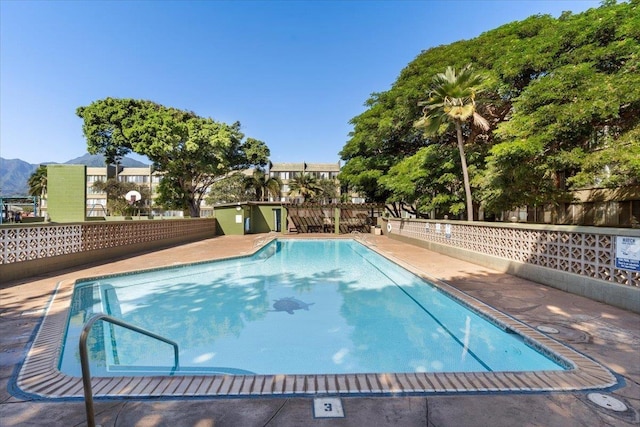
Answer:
top-left (587, 393), bottom-right (628, 412)
top-left (536, 325), bottom-right (559, 334)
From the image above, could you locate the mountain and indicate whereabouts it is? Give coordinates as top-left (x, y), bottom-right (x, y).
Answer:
top-left (0, 154), bottom-right (149, 197)
top-left (0, 158), bottom-right (39, 196)
top-left (65, 153), bottom-right (148, 168)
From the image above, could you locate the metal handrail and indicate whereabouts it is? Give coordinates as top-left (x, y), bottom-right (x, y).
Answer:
top-left (253, 232), bottom-right (278, 248)
top-left (351, 230), bottom-right (373, 246)
top-left (79, 314), bottom-right (180, 427)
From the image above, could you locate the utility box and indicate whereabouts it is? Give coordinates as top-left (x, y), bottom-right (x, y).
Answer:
top-left (213, 202), bottom-right (283, 235)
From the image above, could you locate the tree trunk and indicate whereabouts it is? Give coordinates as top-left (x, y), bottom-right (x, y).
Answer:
top-left (187, 198), bottom-right (200, 217)
top-left (455, 121), bottom-right (474, 221)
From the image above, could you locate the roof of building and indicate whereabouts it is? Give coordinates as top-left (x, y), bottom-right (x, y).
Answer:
top-left (212, 201), bottom-right (284, 209)
top-left (305, 163), bottom-right (340, 172)
top-left (85, 166), bottom-right (154, 175)
top-left (118, 167), bottom-right (153, 175)
top-left (269, 162), bottom-right (340, 172)
top-left (269, 163), bottom-right (304, 171)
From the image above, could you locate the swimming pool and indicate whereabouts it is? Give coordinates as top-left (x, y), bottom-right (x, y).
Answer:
top-left (18, 237), bottom-right (618, 398)
top-left (59, 239), bottom-right (565, 377)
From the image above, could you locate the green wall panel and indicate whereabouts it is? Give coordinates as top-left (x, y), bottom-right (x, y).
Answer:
top-left (214, 204), bottom-right (284, 235)
top-left (214, 206), bottom-right (245, 235)
top-left (47, 165), bottom-right (86, 222)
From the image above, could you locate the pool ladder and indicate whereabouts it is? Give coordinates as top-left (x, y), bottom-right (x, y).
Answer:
top-left (253, 231), bottom-right (278, 248)
top-left (351, 230), bottom-right (375, 246)
top-left (79, 314), bottom-right (180, 427)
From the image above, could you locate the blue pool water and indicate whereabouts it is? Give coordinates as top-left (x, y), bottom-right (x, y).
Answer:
top-left (59, 239), bottom-right (565, 377)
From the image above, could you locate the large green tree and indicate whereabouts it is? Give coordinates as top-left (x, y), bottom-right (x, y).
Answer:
top-left (205, 173), bottom-right (255, 205)
top-left (77, 98), bottom-right (270, 217)
top-left (92, 179), bottom-right (150, 216)
top-left (380, 144), bottom-right (467, 218)
top-left (341, 0), bottom-right (639, 219)
top-left (478, 4), bottom-right (640, 212)
top-left (338, 89), bottom-right (428, 216)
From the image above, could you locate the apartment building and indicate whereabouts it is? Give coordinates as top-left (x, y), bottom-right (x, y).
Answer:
top-left (85, 165), bottom-right (168, 216)
top-left (268, 162), bottom-right (341, 202)
top-left (63, 161), bottom-right (350, 218)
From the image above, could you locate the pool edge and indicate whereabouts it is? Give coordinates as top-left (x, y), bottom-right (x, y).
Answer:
top-left (15, 238), bottom-right (620, 400)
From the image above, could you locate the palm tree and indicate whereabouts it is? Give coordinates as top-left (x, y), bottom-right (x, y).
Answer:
top-left (28, 165), bottom-right (48, 199)
top-left (415, 64), bottom-right (489, 221)
top-left (245, 169), bottom-right (282, 201)
top-left (316, 178), bottom-right (339, 204)
top-left (288, 173), bottom-right (322, 202)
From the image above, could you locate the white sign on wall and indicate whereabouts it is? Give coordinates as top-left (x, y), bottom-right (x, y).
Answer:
top-left (615, 236), bottom-right (640, 272)
top-left (235, 214), bottom-right (243, 224)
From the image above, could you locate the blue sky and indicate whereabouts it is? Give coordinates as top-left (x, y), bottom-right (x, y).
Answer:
top-left (1, 0), bottom-right (599, 166)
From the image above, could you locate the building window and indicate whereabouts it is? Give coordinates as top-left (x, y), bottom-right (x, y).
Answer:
top-left (121, 175), bottom-right (149, 183)
top-left (87, 175), bottom-right (105, 183)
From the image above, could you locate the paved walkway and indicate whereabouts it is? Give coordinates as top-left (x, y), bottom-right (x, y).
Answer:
top-left (1, 235), bottom-right (639, 426)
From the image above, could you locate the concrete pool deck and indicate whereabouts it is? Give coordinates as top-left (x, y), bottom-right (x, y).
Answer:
top-left (1, 234), bottom-right (639, 426)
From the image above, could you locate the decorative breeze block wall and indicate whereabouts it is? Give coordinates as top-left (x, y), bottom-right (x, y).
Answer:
top-left (387, 219), bottom-right (639, 288)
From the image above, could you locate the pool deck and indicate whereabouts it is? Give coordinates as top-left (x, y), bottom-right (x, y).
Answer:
top-left (1, 234), bottom-right (639, 426)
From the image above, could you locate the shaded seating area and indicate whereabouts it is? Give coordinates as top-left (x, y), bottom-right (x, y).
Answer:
top-left (339, 212), bottom-right (370, 233)
top-left (287, 203), bottom-right (381, 234)
top-left (288, 215), bottom-right (326, 233)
